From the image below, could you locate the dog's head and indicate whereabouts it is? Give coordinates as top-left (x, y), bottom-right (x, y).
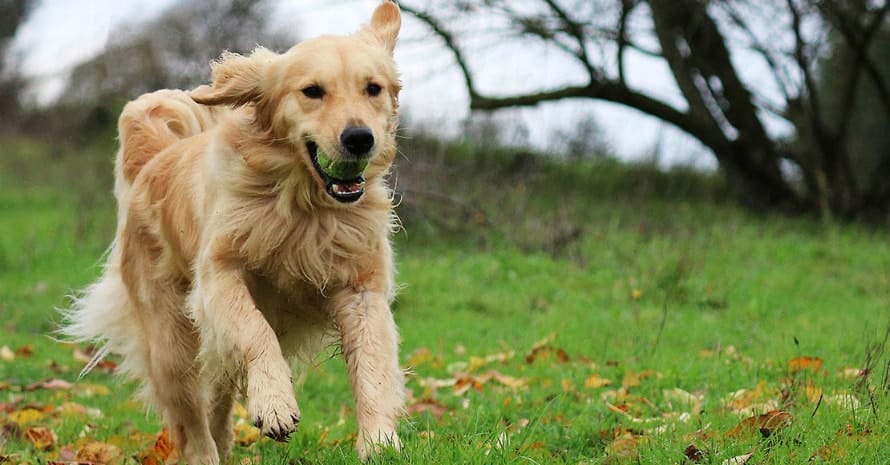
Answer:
top-left (191, 2), bottom-right (401, 205)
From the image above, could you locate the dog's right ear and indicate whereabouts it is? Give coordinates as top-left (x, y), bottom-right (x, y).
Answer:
top-left (191, 47), bottom-right (276, 107)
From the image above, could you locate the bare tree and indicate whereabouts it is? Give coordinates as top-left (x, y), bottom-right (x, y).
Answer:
top-left (401, 0), bottom-right (890, 220)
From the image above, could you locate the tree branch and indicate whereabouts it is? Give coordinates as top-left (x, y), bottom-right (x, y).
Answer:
top-left (399, 4), bottom-right (480, 100)
top-left (617, 0), bottom-right (636, 85)
top-left (470, 81), bottom-right (731, 154)
top-left (540, 0), bottom-right (597, 82)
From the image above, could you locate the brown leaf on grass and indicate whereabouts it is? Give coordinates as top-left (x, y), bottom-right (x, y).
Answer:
top-left (621, 370), bottom-right (657, 389)
top-left (525, 345), bottom-right (570, 364)
top-left (77, 441), bottom-right (123, 465)
top-left (839, 367), bottom-right (869, 379)
top-left (156, 428), bottom-right (176, 458)
top-left (601, 429), bottom-right (646, 462)
top-left (9, 407), bottom-right (46, 425)
top-left (73, 383), bottom-right (111, 397)
top-left (136, 429), bottom-right (174, 465)
top-left (72, 346), bottom-right (118, 373)
top-left (721, 452), bottom-right (753, 465)
top-left (684, 443), bottom-right (706, 463)
top-left (453, 370), bottom-right (528, 395)
top-left (14, 345), bottom-right (34, 357)
top-left (405, 347), bottom-right (444, 369)
top-left (727, 410), bottom-right (792, 438)
top-left (234, 421), bottom-right (260, 446)
top-left (663, 388), bottom-right (704, 414)
top-left (789, 356), bottom-right (823, 373)
top-left (524, 333), bottom-right (569, 365)
top-left (453, 375), bottom-right (485, 395)
top-left (810, 444), bottom-right (844, 462)
top-left (802, 380), bottom-right (823, 404)
top-left (25, 378), bottom-right (73, 391)
top-left (584, 373), bottom-right (612, 388)
top-left (25, 426), bottom-right (57, 450)
top-left (0, 346), bottom-right (14, 361)
top-left (723, 381), bottom-right (778, 415)
top-left (407, 398), bottom-right (450, 420)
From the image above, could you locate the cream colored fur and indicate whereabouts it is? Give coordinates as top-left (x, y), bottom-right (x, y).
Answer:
top-left (62, 3), bottom-right (405, 463)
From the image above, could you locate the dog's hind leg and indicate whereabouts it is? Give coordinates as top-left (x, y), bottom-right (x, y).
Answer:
top-left (138, 282), bottom-right (220, 465)
top-left (207, 372), bottom-right (237, 462)
top-left (120, 234), bottom-right (218, 465)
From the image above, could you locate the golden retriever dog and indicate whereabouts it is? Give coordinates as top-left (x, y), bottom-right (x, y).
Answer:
top-left (63, 2), bottom-right (405, 463)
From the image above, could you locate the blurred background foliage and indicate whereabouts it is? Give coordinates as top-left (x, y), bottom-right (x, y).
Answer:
top-left (0, 0), bottom-right (888, 238)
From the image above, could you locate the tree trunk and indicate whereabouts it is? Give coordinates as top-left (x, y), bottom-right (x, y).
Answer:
top-left (648, 0), bottom-right (803, 212)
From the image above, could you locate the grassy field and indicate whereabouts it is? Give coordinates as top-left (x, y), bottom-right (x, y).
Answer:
top-left (2, 135), bottom-right (890, 464)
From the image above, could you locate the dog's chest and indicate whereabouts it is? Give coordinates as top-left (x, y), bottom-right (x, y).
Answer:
top-left (247, 214), bottom-right (385, 293)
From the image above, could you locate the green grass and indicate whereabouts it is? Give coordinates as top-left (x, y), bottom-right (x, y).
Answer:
top-left (2, 135), bottom-right (890, 464)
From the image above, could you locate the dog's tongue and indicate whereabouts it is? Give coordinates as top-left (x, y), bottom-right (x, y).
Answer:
top-left (331, 180), bottom-right (365, 195)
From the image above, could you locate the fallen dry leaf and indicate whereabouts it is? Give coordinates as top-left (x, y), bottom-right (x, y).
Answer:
top-left (26, 378), bottom-right (73, 391)
top-left (405, 347), bottom-right (443, 369)
top-left (77, 441), bottom-right (123, 465)
top-left (663, 388), bottom-right (704, 414)
top-left (721, 452), bottom-right (753, 465)
top-left (154, 428), bottom-right (175, 460)
top-left (234, 421), bottom-right (260, 446)
top-left (0, 346), bottom-right (14, 361)
top-left (727, 410), bottom-right (792, 438)
top-left (25, 426), bottom-right (57, 450)
top-left (602, 429), bottom-right (647, 461)
top-left (723, 381), bottom-right (778, 415)
top-left (74, 383), bottom-right (111, 397)
top-left (684, 443), bottom-right (706, 463)
top-left (136, 428), bottom-right (176, 465)
top-left (621, 370), bottom-right (657, 389)
top-left (14, 345), bottom-right (34, 357)
top-left (839, 367), bottom-right (868, 379)
top-left (823, 392), bottom-right (860, 410)
top-left (406, 398), bottom-right (449, 420)
top-left (525, 345), bottom-right (570, 364)
top-left (584, 373), bottom-right (612, 388)
top-left (788, 356), bottom-right (823, 373)
top-left (9, 407), bottom-right (46, 425)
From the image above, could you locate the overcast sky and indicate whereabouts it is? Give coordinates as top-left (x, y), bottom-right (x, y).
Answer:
top-left (11, 0), bottom-right (727, 167)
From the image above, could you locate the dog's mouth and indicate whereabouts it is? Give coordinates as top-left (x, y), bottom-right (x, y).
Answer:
top-left (306, 141), bottom-right (367, 203)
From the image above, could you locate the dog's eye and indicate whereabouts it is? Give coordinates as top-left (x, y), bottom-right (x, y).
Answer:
top-left (302, 85), bottom-right (325, 99)
top-left (366, 83), bottom-right (382, 97)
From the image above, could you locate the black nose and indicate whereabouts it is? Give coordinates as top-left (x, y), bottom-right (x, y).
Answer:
top-left (340, 126), bottom-right (375, 157)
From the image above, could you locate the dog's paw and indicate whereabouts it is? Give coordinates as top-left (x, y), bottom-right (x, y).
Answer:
top-left (357, 430), bottom-right (401, 460)
top-left (249, 393), bottom-right (301, 442)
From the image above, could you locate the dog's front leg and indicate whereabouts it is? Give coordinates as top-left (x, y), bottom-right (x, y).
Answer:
top-left (331, 289), bottom-right (405, 459)
top-left (194, 251), bottom-right (300, 442)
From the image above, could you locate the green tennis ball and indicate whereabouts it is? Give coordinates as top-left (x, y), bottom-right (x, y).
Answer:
top-left (316, 147), bottom-right (368, 180)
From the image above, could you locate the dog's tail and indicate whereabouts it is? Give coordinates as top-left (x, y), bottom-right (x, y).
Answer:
top-left (114, 89), bottom-right (219, 204)
top-left (58, 246), bottom-right (144, 378)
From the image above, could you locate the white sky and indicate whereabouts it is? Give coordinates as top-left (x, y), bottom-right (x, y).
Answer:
top-left (9, 0), bottom-right (738, 168)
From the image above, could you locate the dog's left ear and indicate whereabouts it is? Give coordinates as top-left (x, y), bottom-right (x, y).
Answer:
top-left (191, 47), bottom-right (277, 107)
top-left (359, 1), bottom-right (401, 54)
